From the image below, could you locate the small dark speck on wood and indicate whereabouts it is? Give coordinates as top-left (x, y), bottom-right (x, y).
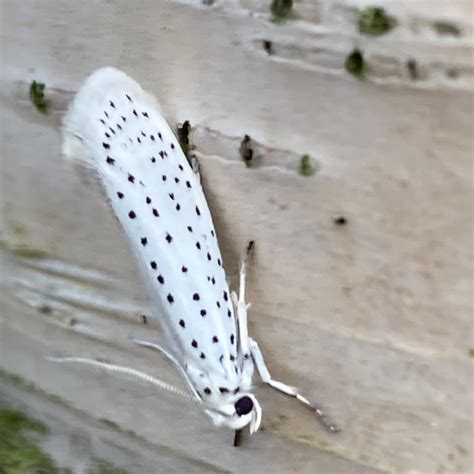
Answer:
top-left (177, 120), bottom-right (192, 157)
top-left (263, 40), bottom-right (273, 55)
top-left (333, 216), bottom-right (348, 226)
top-left (407, 59), bottom-right (418, 80)
top-left (140, 315), bottom-right (148, 324)
top-left (240, 135), bottom-right (254, 168)
top-left (38, 305), bottom-right (52, 315)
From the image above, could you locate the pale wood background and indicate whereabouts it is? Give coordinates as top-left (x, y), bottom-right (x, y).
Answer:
top-left (1, 1), bottom-right (472, 472)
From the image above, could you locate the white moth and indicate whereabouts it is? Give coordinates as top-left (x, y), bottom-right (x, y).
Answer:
top-left (57, 67), bottom-right (336, 443)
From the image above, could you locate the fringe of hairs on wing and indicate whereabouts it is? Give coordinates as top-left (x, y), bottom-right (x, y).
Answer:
top-left (47, 357), bottom-right (232, 417)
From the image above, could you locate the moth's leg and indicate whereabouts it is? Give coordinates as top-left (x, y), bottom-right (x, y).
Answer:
top-left (231, 242), bottom-right (338, 433)
top-left (248, 337), bottom-right (338, 434)
top-left (130, 338), bottom-right (201, 400)
top-left (130, 339), bottom-right (178, 364)
top-left (231, 241), bottom-right (254, 356)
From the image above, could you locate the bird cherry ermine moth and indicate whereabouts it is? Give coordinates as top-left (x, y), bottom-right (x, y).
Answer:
top-left (54, 67), bottom-right (337, 446)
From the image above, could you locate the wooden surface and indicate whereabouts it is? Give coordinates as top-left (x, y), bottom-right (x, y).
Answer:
top-left (1, 1), bottom-right (472, 472)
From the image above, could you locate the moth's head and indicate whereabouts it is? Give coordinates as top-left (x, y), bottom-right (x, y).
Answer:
top-left (208, 394), bottom-right (262, 434)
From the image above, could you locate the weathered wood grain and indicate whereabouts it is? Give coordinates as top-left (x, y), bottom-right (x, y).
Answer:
top-left (1, 1), bottom-right (472, 472)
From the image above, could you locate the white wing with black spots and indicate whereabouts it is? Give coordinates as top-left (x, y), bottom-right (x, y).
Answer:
top-left (63, 67), bottom-right (240, 403)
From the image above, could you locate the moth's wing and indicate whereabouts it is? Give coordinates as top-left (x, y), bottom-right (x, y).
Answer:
top-left (63, 67), bottom-right (238, 378)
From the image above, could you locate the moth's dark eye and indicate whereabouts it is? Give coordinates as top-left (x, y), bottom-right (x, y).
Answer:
top-left (234, 396), bottom-right (253, 416)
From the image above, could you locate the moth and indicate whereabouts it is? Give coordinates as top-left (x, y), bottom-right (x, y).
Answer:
top-left (57, 67), bottom-right (337, 445)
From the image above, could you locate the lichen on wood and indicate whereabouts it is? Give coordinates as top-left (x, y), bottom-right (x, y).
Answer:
top-left (29, 80), bottom-right (49, 114)
top-left (358, 7), bottom-right (395, 36)
top-left (345, 49), bottom-right (366, 79)
top-left (270, 0), bottom-right (295, 24)
top-left (433, 21), bottom-right (461, 37)
top-left (298, 154), bottom-right (315, 176)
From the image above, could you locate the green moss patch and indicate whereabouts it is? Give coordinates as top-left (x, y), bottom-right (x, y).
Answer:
top-left (29, 80), bottom-right (49, 114)
top-left (298, 154), bottom-right (316, 176)
top-left (270, 0), bottom-right (295, 24)
top-left (359, 7), bottom-right (395, 36)
top-left (8, 221), bottom-right (29, 237)
top-left (345, 49), bottom-right (366, 79)
top-left (86, 458), bottom-right (129, 474)
top-left (0, 220), bottom-right (47, 259)
top-left (0, 409), bottom-right (71, 474)
top-left (0, 239), bottom-right (47, 259)
top-left (433, 21), bottom-right (461, 37)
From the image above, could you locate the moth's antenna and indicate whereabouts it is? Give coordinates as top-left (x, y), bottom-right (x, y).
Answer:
top-left (47, 356), bottom-right (194, 398)
top-left (234, 241), bottom-right (255, 357)
top-left (47, 357), bottom-right (232, 417)
top-left (240, 240), bottom-right (254, 272)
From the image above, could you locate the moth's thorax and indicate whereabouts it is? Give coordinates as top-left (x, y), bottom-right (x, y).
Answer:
top-left (186, 357), bottom-right (253, 406)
